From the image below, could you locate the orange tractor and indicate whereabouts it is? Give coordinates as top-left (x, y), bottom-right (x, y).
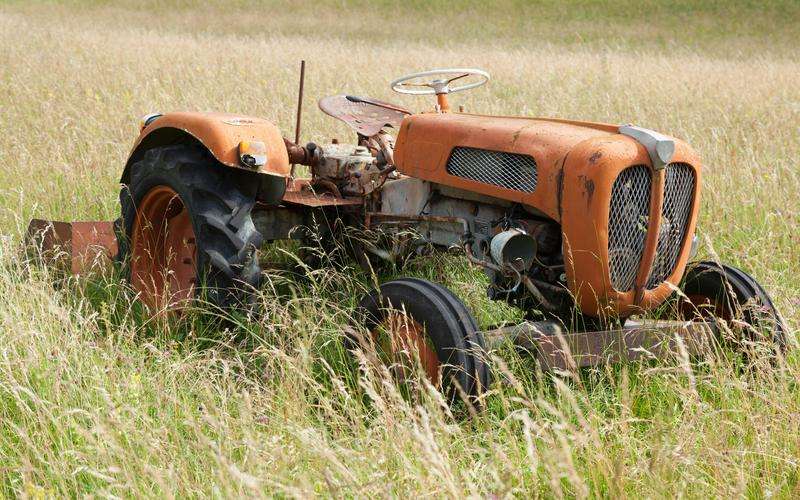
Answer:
top-left (28, 67), bottom-right (787, 401)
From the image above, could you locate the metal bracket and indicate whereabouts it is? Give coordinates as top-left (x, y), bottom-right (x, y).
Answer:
top-left (25, 219), bottom-right (118, 274)
top-left (480, 319), bottom-right (717, 371)
top-left (619, 124), bottom-right (675, 170)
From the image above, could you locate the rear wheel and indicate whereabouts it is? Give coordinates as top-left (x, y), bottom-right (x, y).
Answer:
top-left (118, 144), bottom-right (264, 311)
top-left (678, 261), bottom-right (788, 351)
top-left (352, 278), bottom-right (488, 403)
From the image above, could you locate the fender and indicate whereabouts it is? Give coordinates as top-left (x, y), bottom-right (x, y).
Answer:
top-left (121, 111), bottom-right (290, 184)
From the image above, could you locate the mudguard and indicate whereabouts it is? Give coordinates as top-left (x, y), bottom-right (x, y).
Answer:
top-left (121, 111), bottom-right (290, 184)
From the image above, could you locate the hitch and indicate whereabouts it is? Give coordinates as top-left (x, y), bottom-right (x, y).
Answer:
top-left (25, 219), bottom-right (118, 274)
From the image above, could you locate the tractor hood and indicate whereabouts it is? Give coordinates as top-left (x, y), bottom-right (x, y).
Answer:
top-left (393, 111), bottom-right (703, 319)
top-left (393, 112), bottom-right (698, 222)
top-left (393, 113), bottom-right (618, 219)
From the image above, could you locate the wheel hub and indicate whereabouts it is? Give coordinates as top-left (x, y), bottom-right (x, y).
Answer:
top-left (130, 186), bottom-right (197, 310)
top-left (374, 312), bottom-right (440, 385)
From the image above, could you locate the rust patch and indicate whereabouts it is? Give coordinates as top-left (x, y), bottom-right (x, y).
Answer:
top-left (282, 180), bottom-right (363, 207)
top-left (318, 95), bottom-right (410, 137)
top-left (555, 156), bottom-right (567, 219)
top-left (26, 219), bottom-right (117, 274)
top-left (579, 175), bottom-right (595, 204)
top-left (511, 124), bottom-right (535, 146)
top-left (588, 150), bottom-right (603, 165)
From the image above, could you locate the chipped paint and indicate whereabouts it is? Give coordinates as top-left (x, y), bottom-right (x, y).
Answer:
top-left (221, 117), bottom-right (259, 126)
top-left (578, 174), bottom-right (595, 204)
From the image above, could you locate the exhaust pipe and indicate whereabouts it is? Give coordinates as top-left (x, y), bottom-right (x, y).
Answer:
top-left (490, 229), bottom-right (536, 271)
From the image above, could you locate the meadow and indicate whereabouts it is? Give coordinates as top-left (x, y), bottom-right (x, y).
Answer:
top-left (1, 0), bottom-right (799, 496)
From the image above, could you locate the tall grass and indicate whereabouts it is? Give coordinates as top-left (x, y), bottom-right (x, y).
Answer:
top-left (1, 1), bottom-right (799, 496)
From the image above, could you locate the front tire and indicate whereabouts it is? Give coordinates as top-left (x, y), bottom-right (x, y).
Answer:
top-left (117, 144), bottom-right (263, 311)
top-left (678, 261), bottom-right (788, 351)
top-left (351, 278), bottom-right (489, 404)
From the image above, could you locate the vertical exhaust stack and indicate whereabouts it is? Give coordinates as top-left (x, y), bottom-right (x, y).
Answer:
top-left (289, 60), bottom-right (306, 179)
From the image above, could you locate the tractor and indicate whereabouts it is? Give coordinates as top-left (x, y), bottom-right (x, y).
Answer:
top-left (27, 67), bottom-right (788, 402)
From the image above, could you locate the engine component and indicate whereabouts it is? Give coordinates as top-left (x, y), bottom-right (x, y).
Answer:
top-left (313, 143), bottom-right (374, 179)
top-left (490, 229), bottom-right (536, 271)
top-left (312, 143), bottom-right (383, 196)
top-left (517, 219), bottom-right (561, 256)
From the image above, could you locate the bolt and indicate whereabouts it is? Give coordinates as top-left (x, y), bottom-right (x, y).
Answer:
top-left (241, 154), bottom-right (257, 168)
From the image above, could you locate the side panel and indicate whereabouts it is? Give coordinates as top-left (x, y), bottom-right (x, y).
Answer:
top-left (122, 112), bottom-right (290, 182)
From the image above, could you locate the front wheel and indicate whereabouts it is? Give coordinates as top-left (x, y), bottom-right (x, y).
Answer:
top-left (678, 261), bottom-right (788, 352)
top-left (351, 278), bottom-right (489, 404)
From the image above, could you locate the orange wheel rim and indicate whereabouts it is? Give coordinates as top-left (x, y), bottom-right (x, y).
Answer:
top-left (681, 293), bottom-right (732, 322)
top-left (373, 312), bottom-right (440, 385)
top-left (130, 186), bottom-right (197, 310)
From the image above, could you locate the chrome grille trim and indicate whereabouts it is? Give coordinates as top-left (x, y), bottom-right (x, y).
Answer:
top-left (608, 165), bottom-right (651, 292)
top-left (646, 163), bottom-right (696, 288)
top-left (446, 147), bottom-right (537, 193)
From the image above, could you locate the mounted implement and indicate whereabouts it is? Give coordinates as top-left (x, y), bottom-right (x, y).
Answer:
top-left (27, 66), bottom-right (787, 402)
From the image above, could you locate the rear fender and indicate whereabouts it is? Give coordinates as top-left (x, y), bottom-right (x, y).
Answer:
top-left (121, 112), bottom-right (291, 185)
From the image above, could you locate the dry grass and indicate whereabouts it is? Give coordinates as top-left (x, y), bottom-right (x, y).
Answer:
top-left (1, 1), bottom-right (799, 497)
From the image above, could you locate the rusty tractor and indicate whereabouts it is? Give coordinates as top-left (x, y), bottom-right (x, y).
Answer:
top-left (28, 66), bottom-right (788, 402)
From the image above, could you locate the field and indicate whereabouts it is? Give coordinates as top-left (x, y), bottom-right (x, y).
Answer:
top-left (1, 0), bottom-right (799, 496)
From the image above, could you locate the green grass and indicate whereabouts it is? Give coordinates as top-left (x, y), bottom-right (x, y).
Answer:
top-left (1, 1), bottom-right (799, 497)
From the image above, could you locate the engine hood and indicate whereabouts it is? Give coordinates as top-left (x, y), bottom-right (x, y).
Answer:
top-left (393, 112), bottom-right (695, 221)
top-left (393, 111), bottom-right (703, 319)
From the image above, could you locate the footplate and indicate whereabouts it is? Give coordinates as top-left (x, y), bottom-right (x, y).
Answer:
top-left (482, 319), bottom-right (717, 371)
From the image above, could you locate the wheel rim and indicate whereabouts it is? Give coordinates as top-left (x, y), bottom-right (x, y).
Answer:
top-left (680, 293), bottom-right (733, 322)
top-left (373, 312), bottom-right (441, 386)
top-left (130, 186), bottom-right (197, 310)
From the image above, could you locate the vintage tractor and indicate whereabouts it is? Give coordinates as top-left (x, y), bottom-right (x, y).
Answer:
top-left (28, 67), bottom-right (788, 401)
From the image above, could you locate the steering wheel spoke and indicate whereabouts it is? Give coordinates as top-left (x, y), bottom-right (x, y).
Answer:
top-left (391, 68), bottom-right (490, 97)
top-left (398, 82), bottom-right (433, 88)
top-left (445, 73), bottom-right (471, 84)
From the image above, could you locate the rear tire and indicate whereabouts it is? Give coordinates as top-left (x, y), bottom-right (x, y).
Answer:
top-left (351, 278), bottom-right (488, 404)
top-left (117, 144), bottom-right (263, 311)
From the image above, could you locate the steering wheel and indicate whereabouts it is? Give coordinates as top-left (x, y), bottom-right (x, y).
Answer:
top-left (390, 68), bottom-right (490, 111)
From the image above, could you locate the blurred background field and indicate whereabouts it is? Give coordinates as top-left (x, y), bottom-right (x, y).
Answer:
top-left (1, 1), bottom-right (799, 497)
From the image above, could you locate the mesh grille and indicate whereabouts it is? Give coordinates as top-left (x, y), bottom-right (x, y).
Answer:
top-left (446, 147), bottom-right (537, 193)
top-left (646, 163), bottom-right (696, 288)
top-left (608, 165), bottom-right (651, 292)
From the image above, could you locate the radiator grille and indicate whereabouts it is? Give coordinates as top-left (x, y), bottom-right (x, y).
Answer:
top-left (646, 163), bottom-right (696, 288)
top-left (608, 165), bottom-right (651, 292)
top-left (446, 147), bottom-right (537, 193)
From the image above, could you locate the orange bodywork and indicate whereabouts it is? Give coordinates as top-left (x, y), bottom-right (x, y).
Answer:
top-left (394, 112), bottom-right (702, 318)
top-left (122, 112), bottom-right (290, 182)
